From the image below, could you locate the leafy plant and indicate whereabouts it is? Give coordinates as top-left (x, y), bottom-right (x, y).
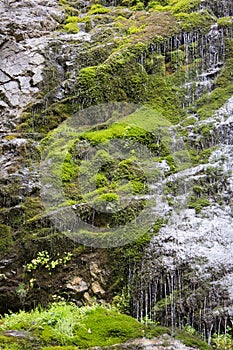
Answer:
top-left (25, 251), bottom-right (72, 273)
top-left (212, 327), bottom-right (233, 349)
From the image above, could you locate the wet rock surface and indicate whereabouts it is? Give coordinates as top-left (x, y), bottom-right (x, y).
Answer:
top-left (3, 329), bottom-right (34, 340)
top-left (129, 98), bottom-right (233, 335)
top-left (91, 335), bottom-right (198, 349)
top-left (0, 0), bottom-right (65, 127)
top-left (0, 0), bottom-right (232, 344)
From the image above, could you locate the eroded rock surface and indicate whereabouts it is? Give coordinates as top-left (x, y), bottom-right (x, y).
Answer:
top-left (92, 335), bottom-right (199, 349)
top-left (0, 0), bottom-right (65, 128)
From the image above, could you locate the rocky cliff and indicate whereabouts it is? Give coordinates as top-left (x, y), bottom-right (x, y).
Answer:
top-left (0, 0), bottom-right (232, 344)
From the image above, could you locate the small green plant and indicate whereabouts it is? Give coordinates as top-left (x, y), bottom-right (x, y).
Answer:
top-left (184, 324), bottom-right (196, 335)
top-left (16, 283), bottom-right (28, 306)
top-left (112, 287), bottom-right (130, 314)
top-left (212, 327), bottom-right (233, 349)
top-left (25, 251), bottom-right (72, 273)
top-left (188, 197), bottom-right (210, 214)
top-left (128, 24), bottom-right (146, 34)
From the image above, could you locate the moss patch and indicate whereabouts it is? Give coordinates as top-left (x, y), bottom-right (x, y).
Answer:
top-left (0, 224), bottom-right (13, 256)
top-left (0, 303), bottom-right (143, 349)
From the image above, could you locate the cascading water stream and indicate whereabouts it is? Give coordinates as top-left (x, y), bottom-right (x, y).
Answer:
top-left (129, 3), bottom-right (233, 334)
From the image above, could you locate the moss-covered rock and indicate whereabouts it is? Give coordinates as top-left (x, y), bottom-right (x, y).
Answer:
top-left (0, 224), bottom-right (13, 256)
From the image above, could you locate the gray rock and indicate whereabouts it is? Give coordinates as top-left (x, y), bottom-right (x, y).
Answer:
top-left (90, 336), bottom-right (198, 349)
top-left (66, 276), bottom-right (88, 293)
top-left (4, 330), bottom-right (34, 340)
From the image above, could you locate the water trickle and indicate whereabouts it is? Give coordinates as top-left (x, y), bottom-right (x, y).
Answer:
top-left (128, 95), bottom-right (233, 337)
top-left (201, 0), bottom-right (233, 17)
top-left (150, 20), bottom-right (231, 108)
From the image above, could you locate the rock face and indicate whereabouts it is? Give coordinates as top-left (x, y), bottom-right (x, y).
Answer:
top-left (0, 0), bottom-right (233, 345)
top-left (0, 0), bottom-right (65, 128)
top-left (129, 98), bottom-right (233, 339)
top-left (91, 335), bottom-right (199, 349)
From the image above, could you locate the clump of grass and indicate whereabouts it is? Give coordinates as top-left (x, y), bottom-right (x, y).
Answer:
top-left (0, 303), bottom-right (143, 349)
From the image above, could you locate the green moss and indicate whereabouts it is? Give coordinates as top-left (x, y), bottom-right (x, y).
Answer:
top-left (164, 154), bottom-right (177, 173)
top-left (63, 21), bottom-right (80, 33)
top-left (128, 24), bottom-right (146, 34)
top-left (71, 307), bottom-right (143, 347)
top-left (81, 123), bottom-right (126, 144)
top-left (21, 197), bottom-right (44, 220)
top-left (18, 102), bottom-right (74, 134)
top-left (20, 21), bottom-right (186, 135)
top-left (59, 0), bottom-right (80, 16)
top-left (76, 57), bottom-right (148, 105)
top-left (175, 329), bottom-right (211, 350)
top-left (196, 85), bottom-right (233, 120)
top-left (119, 106), bottom-right (170, 130)
top-left (93, 193), bottom-right (119, 211)
top-left (180, 116), bottom-right (197, 127)
top-left (194, 48), bottom-right (233, 119)
top-left (148, 0), bottom-right (201, 14)
top-left (145, 325), bottom-right (171, 338)
top-left (175, 10), bottom-right (213, 32)
top-left (217, 16), bottom-right (233, 28)
top-left (42, 347), bottom-right (79, 350)
top-left (166, 49), bottom-right (185, 72)
top-left (130, 2), bottom-right (145, 11)
top-left (65, 15), bottom-right (79, 22)
top-left (0, 335), bottom-right (20, 347)
top-left (193, 185), bottom-right (204, 195)
top-left (0, 303), bottom-right (143, 349)
top-left (215, 56), bottom-right (233, 85)
top-left (0, 224), bottom-right (13, 255)
top-left (62, 153), bottom-right (79, 182)
top-left (170, 0), bottom-right (201, 14)
top-left (188, 197), bottom-right (210, 214)
top-left (88, 4), bottom-right (111, 14)
top-left (94, 173), bottom-right (108, 188)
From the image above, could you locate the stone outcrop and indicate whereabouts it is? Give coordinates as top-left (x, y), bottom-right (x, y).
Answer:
top-left (0, 0), bottom-right (65, 128)
top-left (91, 335), bottom-right (199, 349)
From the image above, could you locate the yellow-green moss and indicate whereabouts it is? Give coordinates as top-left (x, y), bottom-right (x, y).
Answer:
top-left (88, 4), bottom-right (111, 14)
top-left (63, 23), bottom-right (79, 33)
top-left (175, 10), bottom-right (214, 32)
top-left (217, 16), bottom-right (233, 28)
top-left (148, 0), bottom-right (201, 13)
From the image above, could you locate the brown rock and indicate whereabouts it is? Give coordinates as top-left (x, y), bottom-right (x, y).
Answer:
top-left (91, 281), bottom-right (105, 295)
top-left (66, 276), bottom-right (88, 293)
